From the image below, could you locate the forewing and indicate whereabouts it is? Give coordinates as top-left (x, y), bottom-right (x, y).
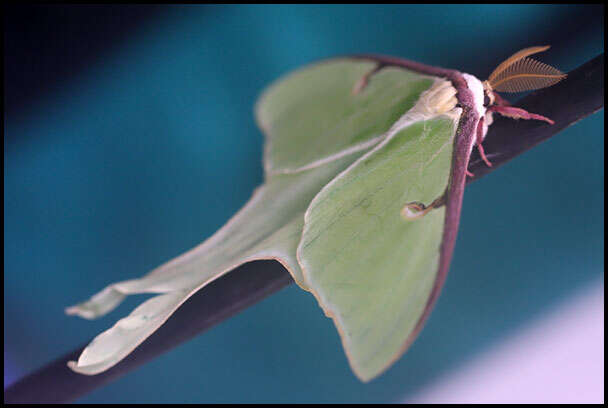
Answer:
top-left (256, 59), bottom-right (434, 174)
top-left (298, 112), bottom-right (461, 381)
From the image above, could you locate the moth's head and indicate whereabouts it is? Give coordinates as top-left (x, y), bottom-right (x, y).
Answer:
top-left (482, 45), bottom-right (567, 107)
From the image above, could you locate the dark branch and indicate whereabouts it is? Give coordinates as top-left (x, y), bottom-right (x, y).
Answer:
top-left (4, 53), bottom-right (603, 404)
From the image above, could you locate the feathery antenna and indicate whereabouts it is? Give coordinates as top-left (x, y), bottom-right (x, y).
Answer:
top-left (486, 46), bottom-right (567, 93)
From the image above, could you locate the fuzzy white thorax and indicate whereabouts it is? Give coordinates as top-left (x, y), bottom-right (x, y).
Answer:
top-left (462, 73), bottom-right (491, 144)
top-left (384, 78), bottom-right (461, 141)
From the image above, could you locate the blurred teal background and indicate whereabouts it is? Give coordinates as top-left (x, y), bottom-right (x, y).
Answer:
top-left (4, 4), bottom-right (604, 403)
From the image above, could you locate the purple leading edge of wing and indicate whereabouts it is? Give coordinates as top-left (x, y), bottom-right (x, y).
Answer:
top-left (350, 54), bottom-right (480, 354)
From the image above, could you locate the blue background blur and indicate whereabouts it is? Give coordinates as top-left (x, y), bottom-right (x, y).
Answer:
top-left (4, 4), bottom-right (604, 403)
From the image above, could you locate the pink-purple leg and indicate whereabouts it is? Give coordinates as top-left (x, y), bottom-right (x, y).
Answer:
top-left (477, 142), bottom-right (492, 168)
top-left (475, 117), bottom-right (493, 168)
top-left (489, 105), bottom-right (555, 125)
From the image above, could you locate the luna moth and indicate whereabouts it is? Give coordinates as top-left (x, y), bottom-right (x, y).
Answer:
top-left (66, 46), bottom-right (566, 382)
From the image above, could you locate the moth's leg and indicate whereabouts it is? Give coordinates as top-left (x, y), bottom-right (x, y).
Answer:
top-left (466, 169), bottom-right (474, 178)
top-left (475, 117), bottom-right (493, 168)
top-left (489, 105), bottom-right (554, 125)
top-left (401, 195), bottom-right (446, 220)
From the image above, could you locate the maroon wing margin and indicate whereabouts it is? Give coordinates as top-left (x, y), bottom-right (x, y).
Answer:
top-left (350, 54), bottom-right (479, 354)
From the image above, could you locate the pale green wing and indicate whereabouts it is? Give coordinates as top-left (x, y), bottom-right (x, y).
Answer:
top-left (256, 59), bottom-right (434, 175)
top-left (67, 58), bottom-right (441, 376)
top-left (67, 150), bottom-right (363, 374)
top-left (297, 110), bottom-right (461, 382)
